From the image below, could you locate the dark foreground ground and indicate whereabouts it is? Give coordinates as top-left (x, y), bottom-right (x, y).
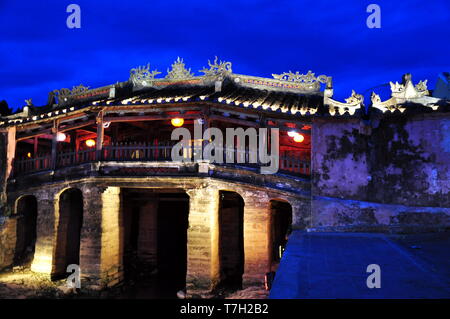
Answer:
top-left (270, 231), bottom-right (450, 299)
top-left (0, 268), bottom-right (267, 299)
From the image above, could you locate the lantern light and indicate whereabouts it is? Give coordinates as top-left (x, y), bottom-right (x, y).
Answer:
top-left (85, 139), bottom-right (96, 147)
top-left (287, 131), bottom-right (297, 137)
top-left (171, 118), bottom-right (184, 127)
top-left (293, 133), bottom-right (305, 143)
top-left (56, 132), bottom-right (66, 142)
top-left (27, 152), bottom-right (32, 158)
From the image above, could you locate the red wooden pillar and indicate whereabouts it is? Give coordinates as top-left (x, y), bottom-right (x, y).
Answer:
top-left (202, 107), bottom-right (211, 162)
top-left (34, 136), bottom-right (38, 169)
top-left (51, 122), bottom-right (58, 170)
top-left (74, 131), bottom-right (80, 163)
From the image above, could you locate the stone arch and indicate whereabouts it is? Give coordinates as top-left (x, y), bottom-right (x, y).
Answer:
top-left (269, 194), bottom-right (310, 230)
top-left (269, 199), bottom-right (293, 270)
top-left (14, 195), bottom-right (38, 266)
top-left (53, 187), bottom-right (83, 279)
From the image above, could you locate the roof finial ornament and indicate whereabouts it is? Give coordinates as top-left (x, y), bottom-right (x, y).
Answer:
top-left (129, 63), bottom-right (161, 86)
top-left (200, 56), bottom-right (232, 77)
top-left (389, 73), bottom-right (428, 99)
top-left (372, 74), bottom-right (440, 112)
top-left (25, 99), bottom-right (33, 106)
top-left (166, 57), bottom-right (194, 79)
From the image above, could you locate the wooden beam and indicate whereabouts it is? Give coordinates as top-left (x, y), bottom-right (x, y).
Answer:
top-left (15, 118), bottom-right (94, 141)
top-left (266, 124), bottom-right (310, 135)
top-left (104, 114), bottom-right (199, 123)
top-left (126, 121), bottom-right (148, 130)
top-left (58, 119), bottom-right (96, 133)
top-left (209, 115), bottom-right (259, 128)
top-left (16, 129), bottom-right (52, 142)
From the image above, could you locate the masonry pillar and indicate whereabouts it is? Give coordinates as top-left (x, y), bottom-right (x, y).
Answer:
top-left (242, 191), bottom-right (271, 287)
top-left (186, 187), bottom-right (220, 292)
top-left (30, 189), bottom-right (57, 275)
top-left (80, 185), bottom-right (122, 287)
top-left (0, 218), bottom-right (17, 270)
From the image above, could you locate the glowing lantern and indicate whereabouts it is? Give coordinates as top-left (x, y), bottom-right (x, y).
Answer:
top-left (56, 132), bottom-right (66, 142)
top-left (293, 133), bottom-right (305, 143)
top-left (287, 131), bottom-right (297, 137)
top-left (171, 118), bottom-right (184, 127)
top-left (85, 139), bottom-right (96, 147)
top-left (27, 152), bottom-right (32, 158)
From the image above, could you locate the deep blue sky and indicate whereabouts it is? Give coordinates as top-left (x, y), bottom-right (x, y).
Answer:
top-left (0, 0), bottom-right (449, 111)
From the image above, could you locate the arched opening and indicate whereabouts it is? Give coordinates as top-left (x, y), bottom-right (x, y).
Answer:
top-left (121, 188), bottom-right (189, 298)
top-left (216, 190), bottom-right (244, 292)
top-left (270, 200), bottom-right (292, 270)
top-left (14, 195), bottom-right (38, 266)
top-left (53, 188), bottom-right (83, 279)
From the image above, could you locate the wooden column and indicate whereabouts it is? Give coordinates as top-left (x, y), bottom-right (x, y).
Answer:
top-left (33, 136), bottom-right (38, 155)
top-left (51, 122), bottom-right (58, 170)
top-left (73, 131), bottom-right (79, 162)
top-left (202, 106), bottom-right (211, 148)
top-left (5, 126), bottom-right (16, 179)
top-left (33, 136), bottom-right (39, 169)
top-left (96, 111), bottom-right (104, 160)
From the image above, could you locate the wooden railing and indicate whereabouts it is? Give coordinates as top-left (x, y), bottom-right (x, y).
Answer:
top-left (103, 142), bottom-right (174, 161)
top-left (56, 149), bottom-right (96, 168)
top-left (13, 142), bottom-right (310, 176)
top-left (13, 154), bottom-right (52, 174)
top-left (279, 150), bottom-right (311, 175)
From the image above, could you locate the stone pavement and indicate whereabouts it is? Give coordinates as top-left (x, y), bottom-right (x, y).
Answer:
top-left (270, 231), bottom-right (450, 299)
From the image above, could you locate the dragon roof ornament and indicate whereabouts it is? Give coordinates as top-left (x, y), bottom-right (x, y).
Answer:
top-left (272, 70), bottom-right (331, 92)
top-left (129, 63), bottom-right (161, 86)
top-left (326, 90), bottom-right (364, 116)
top-left (200, 56), bottom-right (232, 77)
top-left (53, 84), bottom-right (90, 98)
top-left (165, 57), bottom-right (194, 79)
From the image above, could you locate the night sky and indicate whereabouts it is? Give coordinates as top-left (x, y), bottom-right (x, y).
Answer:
top-left (0, 0), bottom-right (449, 111)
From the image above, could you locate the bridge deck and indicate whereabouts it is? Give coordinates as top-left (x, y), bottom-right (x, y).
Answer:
top-left (270, 231), bottom-right (450, 299)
